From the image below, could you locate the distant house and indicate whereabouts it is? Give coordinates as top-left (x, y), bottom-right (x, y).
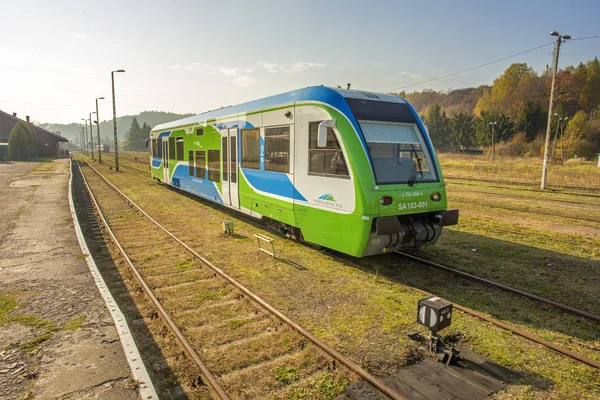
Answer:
top-left (0, 110), bottom-right (69, 157)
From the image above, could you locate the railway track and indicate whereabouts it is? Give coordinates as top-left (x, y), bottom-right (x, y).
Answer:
top-left (452, 223), bottom-right (599, 251)
top-left (446, 184), bottom-right (597, 207)
top-left (449, 199), bottom-right (600, 224)
top-left (346, 252), bottom-right (600, 370)
top-left (395, 251), bottom-right (600, 323)
top-left (98, 154), bottom-right (152, 177)
top-left (444, 174), bottom-right (600, 194)
top-left (445, 176), bottom-right (600, 200)
top-left (75, 159), bottom-right (405, 400)
top-left (74, 155), bottom-right (600, 391)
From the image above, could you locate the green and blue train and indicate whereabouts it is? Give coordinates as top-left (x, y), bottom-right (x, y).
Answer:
top-left (149, 86), bottom-right (458, 257)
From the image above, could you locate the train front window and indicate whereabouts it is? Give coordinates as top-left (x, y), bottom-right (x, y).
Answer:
top-left (360, 120), bottom-right (436, 185)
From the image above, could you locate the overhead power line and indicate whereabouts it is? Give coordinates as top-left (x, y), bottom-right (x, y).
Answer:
top-left (570, 35), bottom-right (600, 41)
top-left (386, 42), bottom-right (554, 92)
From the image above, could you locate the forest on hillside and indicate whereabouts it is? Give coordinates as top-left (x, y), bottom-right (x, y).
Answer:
top-left (40, 111), bottom-right (193, 145)
top-left (396, 57), bottom-right (600, 159)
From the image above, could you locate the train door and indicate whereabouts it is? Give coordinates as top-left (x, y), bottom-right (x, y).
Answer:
top-left (162, 139), bottom-right (169, 182)
top-left (221, 128), bottom-right (239, 209)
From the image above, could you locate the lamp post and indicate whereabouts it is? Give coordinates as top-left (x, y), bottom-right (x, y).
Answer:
top-left (560, 116), bottom-right (568, 166)
top-left (89, 112), bottom-right (96, 160)
top-left (541, 31), bottom-right (570, 190)
top-left (551, 113), bottom-right (559, 159)
top-left (489, 121), bottom-right (497, 162)
top-left (95, 97), bottom-right (105, 163)
top-left (81, 118), bottom-right (88, 156)
top-left (111, 69), bottom-right (125, 171)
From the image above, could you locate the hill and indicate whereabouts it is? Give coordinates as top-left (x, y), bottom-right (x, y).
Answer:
top-left (40, 110), bottom-right (194, 145)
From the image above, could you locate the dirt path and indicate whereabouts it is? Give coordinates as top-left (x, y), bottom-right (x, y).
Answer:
top-left (0, 159), bottom-right (140, 399)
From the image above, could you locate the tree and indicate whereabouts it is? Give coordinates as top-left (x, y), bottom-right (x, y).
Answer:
top-left (140, 122), bottom-right (152, 153)
top-left (422, 104), bottom-right (450, 151)
top-left (124, 117), bottom-right (144, 151)
top-left (449, 112), bottom-right (476, 150)
top-left (475, 111), bottom-right (515, 147)
top-left (516, 100), bottom-right (546, 140)
top-left (8, 121), bottom-right (35, 160)
top-left (475, 63), bottom-right (538, 117)
top-left (562, 111), bottom-right (589, 158)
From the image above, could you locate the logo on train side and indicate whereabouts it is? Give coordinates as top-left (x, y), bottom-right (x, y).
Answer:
top-left (314, 193), bottom-right (342, 208)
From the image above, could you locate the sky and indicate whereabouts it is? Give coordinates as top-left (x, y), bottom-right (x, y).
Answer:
top-left (1, 0), bottom-right (599, 124)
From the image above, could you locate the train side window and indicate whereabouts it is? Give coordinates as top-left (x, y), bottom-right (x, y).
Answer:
top-left (195, 150), bottom-right (206, 179)
top-left (308, 121), bottom-right (349, 177)
top-left (151, 139), bottom-right (157, 157)
top-left (196, 127), bottom-right (203, 136)
top-left (157, 138), bottom-right (163, 158)
top-left (230, 136), bottom-right (237, 183)
top-left (222, 137), bottom-right (228, 182)
top-left (208, 150), bottom-right (220, 182)
top-left (241, 128), bottom-right (260, 169)
top-left (188, 150), bottom-right (194, 176)
top-left (176, 137), bottom-right (184, 161)
top-left (265, 126), bottom-right (290, 173)
top-left (168, 137), bottom-right (175, 159)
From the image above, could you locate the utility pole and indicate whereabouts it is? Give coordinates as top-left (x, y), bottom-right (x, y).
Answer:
top-left (82, 119), bottom-right (88, 156)
top-left (541, 31), bottom-right (570, 190)
top-left (89, 112), bottom-right (95, 160)
top-left (95, 97), bottom-right (104, 163)
top-left (560, 117), bottom-right (568, 166)
top-left (489, 121), bottom-right (497, 162)
top-left (551, 113), bottom-right (560, 159)
top-left (111, 70), bottom-right (125, 172)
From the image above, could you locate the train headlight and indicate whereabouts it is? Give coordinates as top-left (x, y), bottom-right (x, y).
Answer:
top-left (380, 196), bottom-right (393, 206)
top-left (430, 192), bottom-right (441, 202)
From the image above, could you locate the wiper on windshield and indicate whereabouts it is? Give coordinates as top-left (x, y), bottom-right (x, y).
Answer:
top-left (408, 145), bottom-right (423, 186)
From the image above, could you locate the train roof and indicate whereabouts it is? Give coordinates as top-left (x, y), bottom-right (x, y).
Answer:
top-left (151, 86), bottom-right (406, 132)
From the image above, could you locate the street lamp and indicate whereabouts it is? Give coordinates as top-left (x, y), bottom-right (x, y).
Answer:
top-left (95, 97), bottom-right (105, 163)
top-left (111, 69), bottom-right (125, 171)
top-left (81, 118), bottom-right (88, 156)
top-left (489, 121), bottom-right (497, 163)
top-left (89, 112), bottom-right (96, 160)
top-left (560, 116), bottom-right (568, 166)
top-left (541, 31), bottom-right (571, 190)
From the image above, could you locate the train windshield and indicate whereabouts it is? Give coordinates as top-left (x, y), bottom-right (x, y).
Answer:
top-left (359, 120), bottom-right (437, 185)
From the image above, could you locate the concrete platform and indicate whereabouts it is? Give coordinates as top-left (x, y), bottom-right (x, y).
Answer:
top-left (0, 159), bottom-right (142, 399)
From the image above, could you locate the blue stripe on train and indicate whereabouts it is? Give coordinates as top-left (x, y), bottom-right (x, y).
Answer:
top-left (172, 165), bottom-right (223, 204)
top-left (242, 168), bottom-right (307, 202)
top-left (151, 157), bottom-right (161, 168)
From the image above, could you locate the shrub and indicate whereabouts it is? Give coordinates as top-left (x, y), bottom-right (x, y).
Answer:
top-left (8, 121), bottom-right (35, 160)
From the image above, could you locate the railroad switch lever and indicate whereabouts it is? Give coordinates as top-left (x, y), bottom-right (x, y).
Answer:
top-left (417, 296), bottom-right (460, 365)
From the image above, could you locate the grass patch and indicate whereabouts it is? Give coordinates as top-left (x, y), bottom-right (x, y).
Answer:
top-left (81, 152), bottom-right (600, 399)
top-left (75, 253), bottom-right (88, 259)
top-left (0, 292), bottom-right (54, 330)
top-left (19, 333), bottom-right (53, 352)
top-left (64, 315), bottom-right (86, 330)
top-left (227, 319), bottom-right (250, 329)
top-left (273, 366), bottom-right (299, 385)
top-left (0, 293), bottom-right (19, 323)
top-left (288, 372), bottom-right (347, 399)
top-left (175, 257), bottom-right (194, 270)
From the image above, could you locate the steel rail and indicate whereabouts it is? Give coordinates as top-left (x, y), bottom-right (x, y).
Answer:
top-left (449, 199), bottom-right (600, 224)
top-left (449, 303), bottom-right (600, 369)
top-left (330, 252), bottom-right (600, 370)
top-left (444, 174), bottom-right (600, 193)
top-left (396, 251), bottom-right (600, 323)
top-left (82, 160), bottom-right (406, 400)
top-left (76, 161), bottom-right (231, 400)
top-left (444, 176), bottom-right (600, 199)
